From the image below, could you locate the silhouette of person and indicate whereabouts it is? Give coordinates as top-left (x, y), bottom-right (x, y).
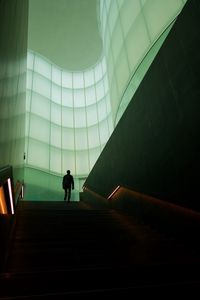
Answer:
top-left (62, 170), bottom-right (74, 202)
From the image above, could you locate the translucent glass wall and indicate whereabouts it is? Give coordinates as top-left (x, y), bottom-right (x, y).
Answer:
top-left (25, 51), bottom-right (112, 191)
top-left (99, 0), bottom-right (187, 125)
top-left (0, 59), bottom-right (26, 167)
top-left (0, 0), bottom-right (28, 184)
top-left (24, 0), bottom-right (188, 200)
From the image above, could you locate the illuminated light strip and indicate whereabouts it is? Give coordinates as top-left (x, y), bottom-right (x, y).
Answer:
top-left (0, 193), bottom-right (6, 214)
top-left (8, 178), bottom-right (14, 214)
top-left (21, 184), bottom-right (24, 198)
top-left (107, 185), bottom-right (121, 200)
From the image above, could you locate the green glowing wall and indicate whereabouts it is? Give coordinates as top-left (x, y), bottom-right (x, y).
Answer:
top-left (99, 0), bottom-right (187, 124)
top-left (24, 52), bottom-right (113, 200)
top-left (0, 0), bottom-right (28, 184)
top-left (24, 0), bottom-right (187, 201)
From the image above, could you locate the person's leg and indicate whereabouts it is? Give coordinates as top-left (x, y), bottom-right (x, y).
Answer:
top-left (67, 187), bottom-right (71, 202)
top-left (64, 189), bottom-right (67, 200)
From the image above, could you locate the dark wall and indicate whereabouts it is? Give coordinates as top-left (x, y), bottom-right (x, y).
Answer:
top-left (84, 0), bottom-right (200, 212)
top-left (0, 0), bottom-right (28, 183)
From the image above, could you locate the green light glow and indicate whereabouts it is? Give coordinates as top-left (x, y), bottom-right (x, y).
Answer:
top-left (24, 0), bottom-right (187, 200)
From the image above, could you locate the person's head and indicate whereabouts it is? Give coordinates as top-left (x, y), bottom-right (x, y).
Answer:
top-left (67, 170), bottom-right (70, 174)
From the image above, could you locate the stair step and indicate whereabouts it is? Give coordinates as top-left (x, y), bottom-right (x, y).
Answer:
top-left (1, 200), bottom-right (200, 297)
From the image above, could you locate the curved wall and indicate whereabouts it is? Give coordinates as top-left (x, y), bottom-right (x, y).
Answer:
top-left (25, 51), bottom-right (113, 199)
top-left (99, 0), bottom-right (187, 124)
top-left (24, 0), bottom-right (187, 200)
top-left (25, 51), bottom-right (113, 177)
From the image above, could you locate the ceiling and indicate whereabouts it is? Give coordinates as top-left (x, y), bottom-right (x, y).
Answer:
top-left (28, 0), bottom-right (102, 70)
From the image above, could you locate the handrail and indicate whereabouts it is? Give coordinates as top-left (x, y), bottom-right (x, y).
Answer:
top-left (117, 185), bottom-right (200, 218)
top-left (82, 184), bottom-right (200, 240)
top-left (0, 165), bottom-right (14, 214)
top-left (83, 184), bottom-right (200, 220)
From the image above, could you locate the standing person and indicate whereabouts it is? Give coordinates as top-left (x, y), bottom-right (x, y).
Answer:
top-left (62, 170), bottom-right (74, 202)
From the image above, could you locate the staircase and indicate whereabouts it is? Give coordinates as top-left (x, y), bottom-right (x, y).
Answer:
top-left (0, 200), bottom-right (199, 298)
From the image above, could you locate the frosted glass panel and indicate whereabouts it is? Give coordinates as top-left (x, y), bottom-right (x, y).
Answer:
top-left (108, 115), bottom-right (114, 133)
top-left (25, 113), bottom-right (30, 136)
top-left (115, 51), bottom-right (130, 95)
top-left (26, 90), bottom-right (31, 111)
top-left (120, 0), bottom-right (141, 36)
top-left (28, 139), bottom-right (49, 169)
top-left (94, 63), bottom-right (103, 82)
top-left (52, 66), bottom-right (61, 85)
top-left (107, 52), bottom-right (114, 83)
top-left (85, 86), bottom-right (96, 105)
top-left (29, 115), bottom-right (50, 143)
top-left (73, 72), bottom-right (84, 89)
top-left (104, 29), bottom-right (111, 56)
top-left (108, 0), bottom-right (118, 35)
top-left (105, 94), bottom-right (111, 114)
top-left (74, 108), bottom-right (86, 128)
top-left (62, 71), bottom-right (72, 88)
top-left (143, 0), bottom-right (183, 39)
top-left (27, 51), bottom-right (34, 69)
top-left (26, 70), bottom-right (32, 90)
top-left (117, 0), bottom-right (124, 10)
top-left (103, 74), bottom-right (109, 93)
top-left (31, 92), bottom-right (50, 120)
top-left (110, 77), bottom-right (119, 114)
top-left (33, 73), bottom-right (51, 99)
top-left (76, 151), bottom-right (89, 175)
top-left (62, 150), bottom-right (75, 174)
top-left (62, 88), bottom-right (73, 107)
top-left (62, 106), bottom-right (74, 127)
top-left (75, 128), bottom-right (88, 150)
top-left (84, 69), bottom-right (94, 87)
top-left (86, 104), bottom-right (98, 126)
top-left (101, 57), bottom-right (106, 74)
top-left (50, 147), bottom-right (61, 173)
top-left (96, 80), bottom-right (104, 100)
top-left (52, 83), bottom-right (61, 104)
top-left (111, 22), bottom-right (124, 63)
top-left (51, 102), bottom-right (61, 125)
top-left (34, 55), bottom-right (51, 79)
top-left (73, 89), bottom-right (85, 107)
top-left (89, 147), bottom-right (101, 168)
top-left (140, 0), bottom-right (148, 4)
top-left (101, 9), bottom-right (107, 42)
top-left (51, 124), bottom-right (61, 148)
top-left (88, 125), bottom-right (100, 148)
top-left (62, 128), bottom-right (74, 150)
top-left (99, 119), bottom-right (109, 144)
top-left (97, 99), bottom-right (107, 122)
top-left (105, 0), bottom-right (112, 12)
top-left (126, 16), bottom-right (150, 70)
